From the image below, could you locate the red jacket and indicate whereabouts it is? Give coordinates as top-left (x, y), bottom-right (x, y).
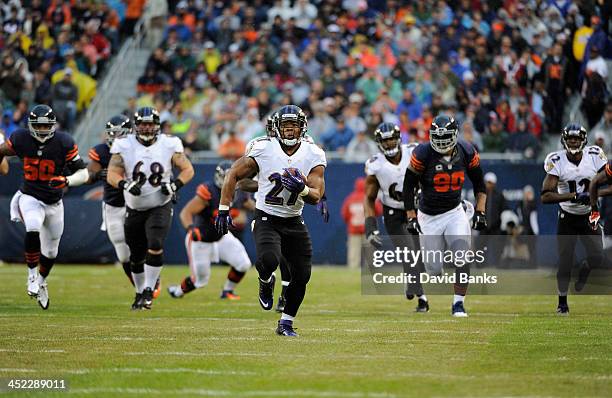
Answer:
top-left (341, 178), bottom-right (383, 235)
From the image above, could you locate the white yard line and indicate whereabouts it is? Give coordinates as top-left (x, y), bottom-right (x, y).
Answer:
top-left (67, 388), bottom-right (397, 398)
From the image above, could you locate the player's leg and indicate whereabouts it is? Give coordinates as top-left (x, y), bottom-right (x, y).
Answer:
top-left (443, 205), bottom-right (472, 317)
top-left (556, 212), bottom-right (577, 314)
top-left (124, 207), bottom-right (148, 309)
top-left (217, 232), bottom-right (251, 299)
top-left (276, 220), bottom-right (313, 337)
top-left (169, 234), bottom-right (212, 298)
top-left (276, 256), bottom-right (290, 312)
top-left (575, 219), bottom-right (604, 292)
top-left (417, 211), bottom-right (446, 276)
top-left (37, 200), bottom-right (65, 310)
top-left (16, 194), bottom-right (45, 297)
top-left (104, 204), bottom-right (133, 286)
top-left (253, 214), bottom-right (283, 311)
top-left (140, 202), bottom-right (173, 309)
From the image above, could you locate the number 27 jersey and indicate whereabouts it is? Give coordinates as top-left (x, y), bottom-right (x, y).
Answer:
top-left (247, 137), bottom-right (326, 217)
top-left (111, 134), bottom-right (183, 211)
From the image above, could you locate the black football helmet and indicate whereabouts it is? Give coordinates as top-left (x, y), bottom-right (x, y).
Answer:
top-left (28, 104), bottom-right (57, 143)
top-left (105, 114), bottom-right (132, 147)
top-left (266, 112), bottom-right (278, 137)
top-left (374, 122), bottom-right (401, 157)
top-left (134, 106), bottom-right (161, 146)
top-left (274, 105), bottom-right (307, 147)
top-left (214, 160), bottom-right (232, 189)
top-left (561, 123), bottom-right (587, 155)
top-left (429, 114), bottom-right (458, 154)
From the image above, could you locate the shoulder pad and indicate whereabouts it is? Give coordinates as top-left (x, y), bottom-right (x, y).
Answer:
top-left (544, 151), bottom-right (563, 173)
top-left (365, 153), bottom-right (382, 174)
top-left (245, 137), bottom-right (270, 157)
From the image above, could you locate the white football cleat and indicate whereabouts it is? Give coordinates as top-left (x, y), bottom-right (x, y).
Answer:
top-left (167, 285), bottom-right (184, 298)
top-left (37, 281), bottom-right (49, 310)
top-left (27, 274), bottom-right (39, 297)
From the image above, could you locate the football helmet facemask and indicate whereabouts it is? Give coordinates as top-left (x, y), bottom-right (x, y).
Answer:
top-left (214, 160), bottom-right (232, 189)
top-left (429, 114), bottom-right (458, 154)
top-left (134, 107), bottom-right (161, 146)
top-left (561, 123), bottom-right (587, 155)
top-left (374, 122), bottom-right (401, 158)
top-left (274, 105), bottom-right (307, 147)
top-left (28, 104), bottom-right (57, 143)
top-left (105, 114), bottom-right (132, 147)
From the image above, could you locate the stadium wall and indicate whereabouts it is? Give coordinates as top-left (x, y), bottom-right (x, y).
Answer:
top-left (0, 161), bottom-right (557, 265)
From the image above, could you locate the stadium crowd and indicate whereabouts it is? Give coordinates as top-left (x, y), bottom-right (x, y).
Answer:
top-left (0, 0), bottom-right (146, 134)
top-left (132, 0), bottom-right (612, 161)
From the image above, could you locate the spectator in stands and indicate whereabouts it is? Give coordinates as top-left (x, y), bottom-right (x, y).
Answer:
top-left (321, 116), bottom-right (354, 152)
top-left (51, 68), bottom-right (78, 132)
top-left (122, 0), bottom-right (146, 39)
top-left (218, 130), bottom-right (246, 160)
top-left (542, 42), bottom-right (567, 135)
top-left (0, 110), bottom-right (18, 138)
top-left (460, 121), bottom-right (483, 152)
top-left (507, 120), bottom-right (540, 159)
top-left (484, 172), bottom-right (507, 236)
top-left (344, 130), bottom-right (378, 163)
top-left (483, 114), bottom-right (508, 152)
top-left (592, 102), bottom-right (612, 146)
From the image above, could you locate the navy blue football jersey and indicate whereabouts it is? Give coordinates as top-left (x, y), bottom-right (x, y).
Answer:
top-left (409, 140), bottom-right (480, 215)
top-left (193, 182), bottom-right (248, 242)
top-left (89, 143), bottom-right (125, 207)
top-left (7, 128), bottom-right (82, 204)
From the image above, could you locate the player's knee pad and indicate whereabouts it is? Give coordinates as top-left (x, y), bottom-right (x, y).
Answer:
top-left (147, 234), bottom-right (165, 252)
top-left (40, 237), bottom-right (60, 259)
top-left (258, 251), bottom-right (280, 270)
top-left (193, 269), bottom-right (210, 288)
top-left (130, 247), bottom-right (147, 266)
top-left (145, 251), bottom-right (163, 267)
top-left (290, 262), bottom-right (312, 286)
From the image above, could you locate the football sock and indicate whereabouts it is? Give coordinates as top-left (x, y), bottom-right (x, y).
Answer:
top-left (224, 267), bottom-right (246, 291)
top-left (453, 294), bottom-right (465, 305)
top-left (418, 294), bottom-right (428, 302)
top-left (281, 280), bottom-right (290, 297)
top-left (131, 262), bottom-right (145, 293)
top-left (144, 264), bottom-right (162, 290)
top-left (28, 267), bottom-right (38, 279)
top-left (280, 313), bottom-right (295, 322)
top-left (558, 295), bottom-right (568, 306)
top-left (181, 276), bottom-right (196, 294)
top-left (25, 231), bottom-right (41, 269)
top-left (122, 262), bottom-right (135, 286)
top-left (38, 255), bottom-right (55, 280)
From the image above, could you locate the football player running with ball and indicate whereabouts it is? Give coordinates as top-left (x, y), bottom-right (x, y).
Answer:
top-left (216, 105), bottom-right (326, 337)
top-left (588, 160), bottom-right (612, 230)
top-left (364, 122), bottom-right (428, 312)
top-left (541, 124), bottom-right (608, 314)
top-left (403, 115), bottom-right (487, 317)
top-left (0, 104), bottom-right (89, 309)
top-left (107, 107), bottom-right (194, 310)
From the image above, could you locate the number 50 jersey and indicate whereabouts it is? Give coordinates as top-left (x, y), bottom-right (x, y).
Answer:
top-left (111, 134), bottom-right (183, 211)
top-left (247, 137), bottom-right (326, 218)
top-left (544, 145), bottom-right (607, 215)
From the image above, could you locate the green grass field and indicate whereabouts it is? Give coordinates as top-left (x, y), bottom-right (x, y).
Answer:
top-left (1, 264), bottom-right (611, 398)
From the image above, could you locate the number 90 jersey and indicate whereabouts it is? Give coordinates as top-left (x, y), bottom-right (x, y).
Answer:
top-left (365, 144), bottom-right (416, 210)
top-left (544, 145), bottom-right (608, 215)
top-left (247, 137), bottom-right (326, 218)
top-left (111, 134), bottom-right (184, 211)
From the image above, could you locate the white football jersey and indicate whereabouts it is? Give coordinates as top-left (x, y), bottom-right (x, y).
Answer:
top-left (111, 134), bottom-right (183, 211)
top-left (0, 132), bottom-right (4, 144)
top-left (365, 144), bottom-right (416, 209)
top-left (247, 137), bottom-right (326, 217)
top-left (544, 145), bottom-right (608, 215)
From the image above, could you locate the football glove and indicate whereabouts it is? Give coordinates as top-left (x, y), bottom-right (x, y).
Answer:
top-left (317, 195), bottom-right (329, 223)
top-left (94, 169), bottom-right (108, 182)
top-left (589, 210), bottom-right (601, 231)
top-left (406, 217), bottom-right (421, 235)
top-left (573, 192), bottom-right (590, 205)
top-left (187, 225), bottom-right (202, 241)
top-left (161, 179), bottom-right (184, 195)
top-left (119, 180), bottom-right (143, 196)
top-left (472, 211), bottom-right (487, 231)
top-left (281, 168), bottom-right (306, 194)
top-left (365, 216), bottom-right (383, 248)
top-left (49, 176), bottom-right (68, 189)
top-left (215, 208), bottom-right (233, 235)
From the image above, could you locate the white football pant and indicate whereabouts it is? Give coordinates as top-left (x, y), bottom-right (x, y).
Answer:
top-left (102, 203), bottom-right (130, 264)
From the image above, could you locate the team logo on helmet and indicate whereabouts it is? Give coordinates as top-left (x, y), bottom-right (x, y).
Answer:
top-left (374, 122), bottom-right (401, 158)
top-left (105, 114), bottom-right (132, 147)
top-left (561, 123), bottom-right (587, 155)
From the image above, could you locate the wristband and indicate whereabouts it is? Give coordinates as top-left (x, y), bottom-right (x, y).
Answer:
top-left (118, 180), bottom-right (126, 190)
top-left (219, 204), bottom-right (230, 211)
top-left (299, 185), bottom-right (310, 197)
top-left (174, 179), bottom-right (184, 190)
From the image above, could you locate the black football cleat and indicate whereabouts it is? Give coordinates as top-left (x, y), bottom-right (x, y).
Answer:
top-left (574, 260), bottom-right (591, 292)
top-left (258, 274), bottom-right (275, 311)
top-left (415, 298), bottom-right (429, 313)
top-left (276, 320), bottom-right (298, 337)
top-left (451, 301), bottom-right (468, 317)
top-left (275, 295), bottom-right (286, 313)
top-left (556, 303), bottom-right (570, 315)
top-left (131, 293), bottom-right (143, 310)
top-left (139, 288), bottom-right (153, 310)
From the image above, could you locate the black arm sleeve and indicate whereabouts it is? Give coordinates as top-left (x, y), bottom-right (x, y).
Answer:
top-left (403, 168), bottom-right (419, 211)
top-left (66, 158), bottom-right (87, 174)
top-left (467, 165), bottom-right (486, 194)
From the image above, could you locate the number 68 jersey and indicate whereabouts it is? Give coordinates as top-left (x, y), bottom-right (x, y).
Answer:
top-left (544, 145), bottom-right (608, 215)
top-left (111, 134), bottom-right (184, 211)
top-left (247, 137), bottom-right (326, 217)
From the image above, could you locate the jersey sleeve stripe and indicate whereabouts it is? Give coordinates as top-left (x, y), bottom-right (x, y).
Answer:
top-left (606, 163), bottom-right (612, 177)
top-left (196, 184), bottom-right (212, 200)
top-left (88, 149), bottom-right (100, 161)
top-left (5, 137), bottom-right (15, 153)
top-left (469, 152), bottom-right (480, 169)
top-left (410, 154), bottom-right (425, 172)
top-left (66, 145), bottom-right (79, 160)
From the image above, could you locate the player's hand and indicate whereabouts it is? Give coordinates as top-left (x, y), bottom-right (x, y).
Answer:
top-left (317, 195), bottom-right (329, 223)
top-left (589, 210), bottom-right (601, 231)
top-left (215, 208), bottom-right (233, 235)
top-left (161, 179), bottom-right (184, 195)
top-left (49, 176), bottom-right (68, 189)
top-left (95, 169), bottom-right (108, 182)
top-left (281, 168), bottom-right (306, 193)
top-left (573, 192), bottom-right (590, 205)
top-left (187, 225), bottom-right (202, 241)
top-left (366, 230), bottom-right (383, 249)
top-left (406, 217), bottom-right (421, 235)
top-left (472, 211), bottom-right (487, 231)
top-left (119, 180), bottom-right (142, 196)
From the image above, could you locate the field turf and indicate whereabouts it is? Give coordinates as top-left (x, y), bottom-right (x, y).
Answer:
top-left (1, 264), bottom-right (611, 397)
